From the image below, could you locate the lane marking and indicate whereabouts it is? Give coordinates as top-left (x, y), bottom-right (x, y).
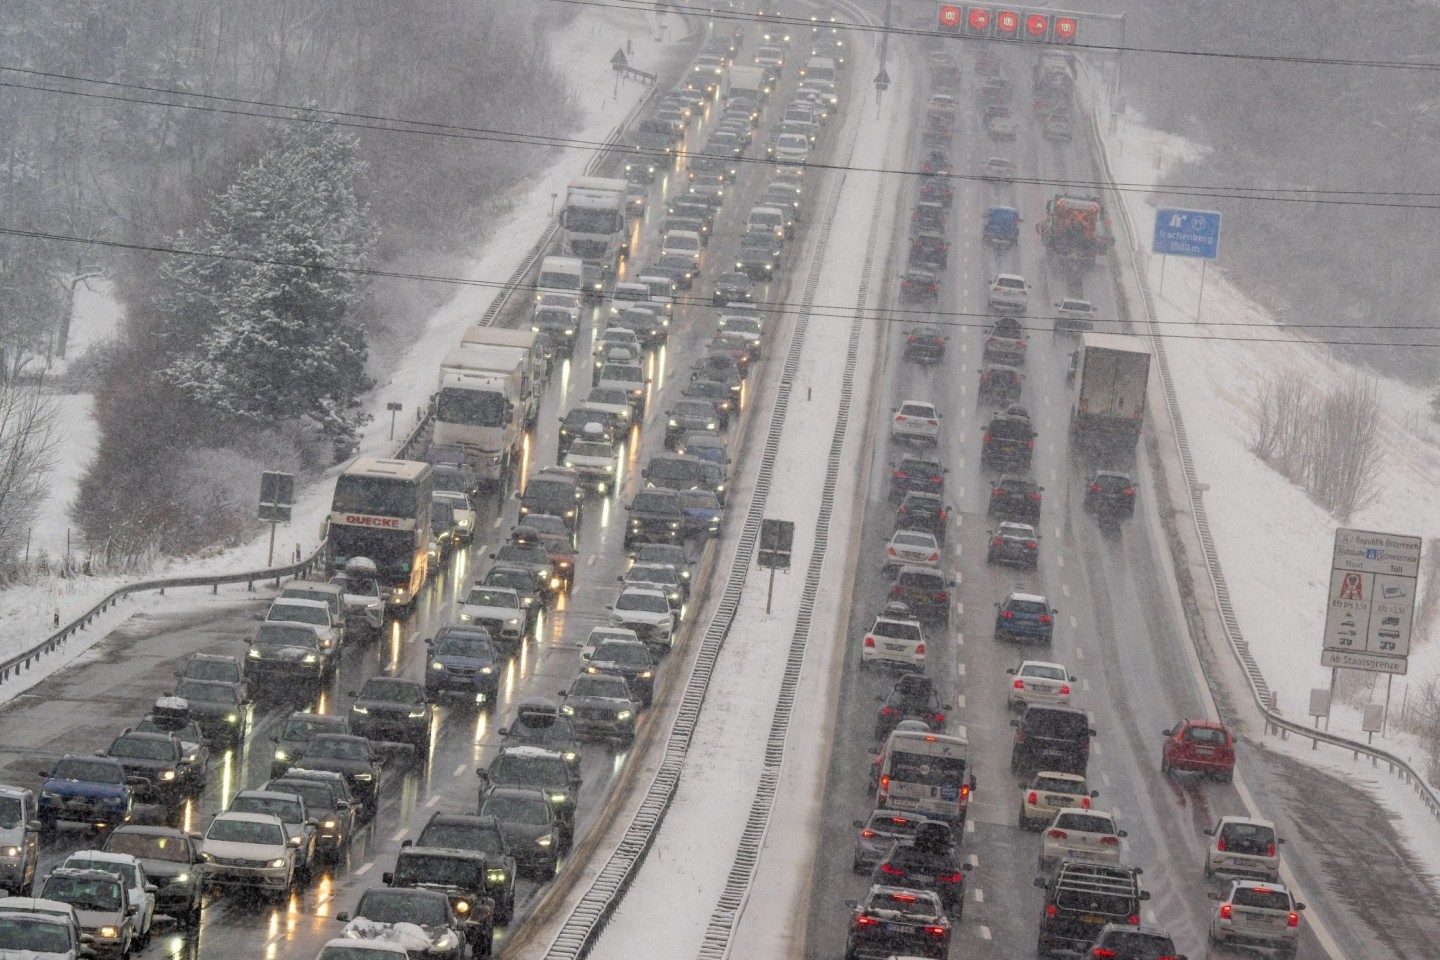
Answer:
top-left (1057, 555), bottom-right (1065, 569)
top-left (966, 819), bottom-right (976, 833)
top-left (453, 763), bottom-right (467, 777)
top-left (492, 516), bottom-right (502, 528)
top-left (588, 554), bottom-right (598, 566)
top-left (979, 925), bottom-right (992, 940)
top-left (957, 662), bottom-right (966, 677)
top-left (1061, 584), bottom-right (1071, 597)
top-left (390, 828), bottom-right (408, 842)
top-left (1075, 646), bottom-right (1085, 660)
top-left (355, 862), bottom-right (373, 876)
top-left (1081, 678), bottom-right (1090, 692)
top-left (955, 694), bottom-right (966, 710)
top-left (1101, 773), bottom-right (1112, 787)
top-left (974, 887), bottom-right (985, 903)
top-left (427, 794), bottom-right (442, 807)
top-left (1068, 615), bottom-right (1078, 629)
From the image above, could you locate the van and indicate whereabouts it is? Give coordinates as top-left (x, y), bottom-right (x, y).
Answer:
top-left (0, 786), bottom-right (40, 895)
top-left (983, 205), bottom-right (1020, 246)
top-left (535, 256), bottom-right (584, 300)
top-left (803, 56), bottom-right (836, 83)
top-left (747, 205), bottom-right (788, 240)
top-left (874, 730), bottom-right (975, 834)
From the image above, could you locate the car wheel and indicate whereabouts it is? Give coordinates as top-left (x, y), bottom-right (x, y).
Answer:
top-left (1218, 768), bottom-right (1234, 784)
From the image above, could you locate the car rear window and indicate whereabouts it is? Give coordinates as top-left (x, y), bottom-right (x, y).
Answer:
top-left (1093, 932), bottom-right (1176, 958)
top-left (1187, 726), bottom-right (1227, 744)
top-left (898, 571), bottom-right (945, 590)
top-left (989, 418), bottom-right (1031, 440)
top-left (1034, 775), bottom-right (1084, 794)
top-left (1055, 890), bottom-right (1132, 915)
top-left (1220, 821), bottom-right (1275, 852)
top-left (1008, 599), bottom-right (1049, 616)
top-left (871, 620), bottom-right (920, 642)
top-left (1232, 887), bottom-right (1291, 910)
top-left (1028, 710), bottom-right (1088, 738)
top-left (1054, 813), bottom-right (1113, 833)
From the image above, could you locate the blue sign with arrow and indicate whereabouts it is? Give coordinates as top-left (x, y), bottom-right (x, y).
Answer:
top-left (1153, 208), bottom-right (1221, 260)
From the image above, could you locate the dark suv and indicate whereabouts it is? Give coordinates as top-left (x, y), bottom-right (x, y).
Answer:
top-left (518, 468), bottom-right (582, 530)
top-left (1033, 862), bottom-right (1149, 958)
top-left (887, 566), bottom-right (953, 626)
top-left (348, 677), bottom-right (433, 753)
top-left (903, 324), bottom-right (948, 362)
top-left (624, 489), bottom-right (686, 549)
top-left (889, 457), bottom-right (947, 501)
top-left (993, 592), bottom-right (1056, 643)
top-left (894, 492), bottom-right (951, 544)
top-left (383, 847), bottom-right (496, 953)
top-left (1084, 923), bottom-right (1181, 960)
top-left (982, 413), bottom-right (1035, 470)
top-left (1010, 704), bottom-right (1094, 775)
top-left (412, 813), bottom-right (518, 924)
top-left (988, 476), bottom-right (1042, 522)
top-left (424, 624), bottom-right (501, 705)
top-left (1085, 471), bottom-right (1136, 518)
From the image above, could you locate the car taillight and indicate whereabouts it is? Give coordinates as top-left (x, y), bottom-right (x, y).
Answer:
top-left (1027, 438), bottom-right (1034, 448)
top-left (992, 538), bottom-right (1005, 547)
top-left (1266, 842), bottom-right (1276, 857)
top-left (865, 636), bottom-right (875, 647)
top-left (1047, 829), bottom-right (1067, 840)
top-left (1127, 915), bottom-right (1140, 925)
top-left (926, 419), bottom-right (938, 425)
top-left (895, 414), bottom-right (907, 422)
top-left (929, 475), bottom-right (943, 483)
top-left (1045, 904), bottom-right (1056, 918)
top-left (1090, 484), bottom-right (1102, 492)
top-left (1217, 837), bottom-right (1227, 851)
top-left (993, 487), bottom-right (1005, 496)
top-left (1026, 541), bottom-right (1038, 549)
top-left (879, 862), bottom-right (904, 876)
top-left (1080, 796), bottom-right (1091, 809)
top-left (880, 775), bottom-right (889, 795)
top-left (1027, 791), bottom-right (1039, 804)
top-left (1028, 492), bottom-right (1042, 499)
top-left (855, 915), bottom-right (879, 927)
top-left (933, 713), bottom-right (945, 723)
top-left (983, 433), bottom-right (992, 443)
top-left (1287, 912), bottom-right (1300, 928)
top-left (933, 592), bottom-right (948, 602)
top-left (915, 643), bottom-right (926, 655)
top-left (982, 374), bottom-right (991, 382)
top-left (1014, 679), bottom-right (1026, 690)
top-left (925, 926), bottom-right (947, 937)
top-left (888, 547), bottom-right (897, 557)
top-left (939, 872), bottom-right (963, 883)
top-left (1220, 904), bottom-right (1233, 920)
top-left (893, 471), bottom-right (906, 479)
top-left (1092, 951), bottom-right (1117, 959)
top-left (928, 552), bottom-right (939, 561)
top-left (890, 584), bottom-right (904, 596)
top-left (1060, 684), bottom-right (1070, 695)
top-left (1001, 610), bottom-right (1015, 618)
top-left (880, 706), bottom-right (894, 715)
top-left (906, 335), bottom-right (918, 343)
top-left (1123, 488), bottom-right (1135, 496)
top-left (860, 829), bottom-right (876, 838)
top-left (960, 783), bottom-right (970, 798)
top-left (1100, 835), bottom-right (1120, 846)
top-left (1039, 615), bottom-right (1051, 624)
top-left (928, 284), bottom-right (937, 293)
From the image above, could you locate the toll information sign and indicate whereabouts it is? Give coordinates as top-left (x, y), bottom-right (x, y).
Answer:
top-left (1320, 528), bottom-right (1421, 675)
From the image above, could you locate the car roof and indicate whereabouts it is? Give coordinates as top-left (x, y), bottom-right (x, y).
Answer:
top-left (497, 745), bottom-right (566, 761)
top-left (1006, 591), bottom-right (1048, 603)
top-left (212, 811), bottom-right (285, 826)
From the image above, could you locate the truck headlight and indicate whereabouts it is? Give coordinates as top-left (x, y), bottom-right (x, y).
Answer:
top-left (560, 704), bottom-right (575, 716)
top-left (479, 666), bottom-right (494, 675)
top-left (268, 858), bottom-right (288, 869)
top-left (431, 662), bottom-right (446, 671)
top-left (98, 927), bottom-right (119, 940)
top-left (617, 710), bottom-right (634, 721)
top-left (0, 845), bottom-right (20, 858)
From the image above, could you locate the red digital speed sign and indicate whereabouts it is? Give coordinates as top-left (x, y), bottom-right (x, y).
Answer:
top-left (965, 7), bottom-right (991, 35)
top-left (1026, 13), bottom-right (1049, 37)
top-left (995, 9), bottom-right (1019, 35)
top-left (1053, 16), bottom-right (1078, 42)
top-left (938, 4), bottom-right (961, 27)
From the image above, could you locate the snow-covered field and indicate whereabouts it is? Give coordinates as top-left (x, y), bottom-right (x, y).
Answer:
top-left (0, 2), bottom-right (681, 684)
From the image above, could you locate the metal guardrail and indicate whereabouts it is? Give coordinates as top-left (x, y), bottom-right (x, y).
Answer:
top-left (1083, 85), bottom-right (1440, 821)
top-left (0, 52), bottom-right (673, 695)
top-left (541, 79), bottom-right (866, 960)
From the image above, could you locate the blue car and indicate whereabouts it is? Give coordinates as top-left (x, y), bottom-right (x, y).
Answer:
top-left (675, 432), bottom-right (728, 467)
top-left (675, 489), bottom-right (724, 539)
top-left (38, 755), bottom-right (133, 835)
top-left (983, 205), bottom-right (1019, 246)
top-left (424, 624), bottom-right (502, 705)
top-left (993, 592), bottom-right (1056, 644)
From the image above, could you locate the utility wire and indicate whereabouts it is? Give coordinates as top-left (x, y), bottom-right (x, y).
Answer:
top-left (7, 223), bottom-right (1436, 348)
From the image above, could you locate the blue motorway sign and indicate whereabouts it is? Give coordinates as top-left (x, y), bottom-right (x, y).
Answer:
top-left (1153, 208), bottom-right (1221, 260)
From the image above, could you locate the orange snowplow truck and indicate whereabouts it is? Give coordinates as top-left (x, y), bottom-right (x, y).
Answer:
top-left (1038, 195), bottom-right (1114, 269)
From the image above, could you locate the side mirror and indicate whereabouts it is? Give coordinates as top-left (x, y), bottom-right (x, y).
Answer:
top-left (943, 704), bottom-right (953, 711)
top-left (1090, 790), bottom-right (1100, 798)
top-left (1117, 830), bottom-right (1128, 838)
top-left (852, 819), bottom-right (865, 829)
top-left (497, 727), bottom-right (510, 737)
top-left (127, 904), bottom-right (138, 915)
top-left (1161, 728), bottom-right (1174, 737)
top-left (844, 900), bottom-right (858, 909)
top-left (382, 871), bottom-right (395, 884)
top-left (558, 690), bottom-right (568, 698)
top-left (1088, 728), bottom-right (1097, 736)
top-left (476, 769), bottom-right (488, 779)
top-left (144, 884), bottom-right (158, 894)
top-left (969, 774), bottom-right (977, 790)
top-left (1296, 903), bottom-right (1306, 911)
top-left (1277, 837), bottom-right (1287, 844)
top-left (336, 913), bottom-right (351, 923)
top-left (1202, 828), bottom-right (1214, 837)
top-left (305, 819), bottom-right (320, 828)
top-left (348, 691), bottom-right (359, 698)
top-left (1069, 675), bottom-right (1077, 682)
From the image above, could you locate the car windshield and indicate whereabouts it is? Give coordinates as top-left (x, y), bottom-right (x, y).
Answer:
top-left (588, 389), bottom-right (627, 406)
top-left (0, 917), bottom-right (72, 953)
top-left (109, 736), bottom-right (174, 761)
top-left (509, 713), bottom-right (576, 741)
top-left (208, 818), bottom-right (284, 846)
top-left (176, 680), bottom-right (239, 705)
top-left (481, 796), bottom-right (550, 825)
top-left (465, 588), bottom-right (518, 610)
top-left (569, 441), bottom-right (613, 458)
top-left (1007, 599), bottom-right (1050, 616)
top-left (866, 814), bottom-right (920, 837)
top-left (989, 418), bottom-right (1031, 440)
top-left (255, 625), bottom-right (319, 648)
top-left (417, 822), bottom-right (506, 855)
top-left (1022, 664), bottom-right (1066, 681)
top-left (394, 854), bottom-right (483, 888)
top-left (359, 679), bottom-right (425, 704)
top-left (897, 403), bottom-right (934, 417)
top-left (893, 532), bottom-right (934, 548)
top-left (628, 565), bottom-right (676, 585)
top-left (648, 460), bottom-right (704, 481)
top-left (525, 480), bottom-right (573, 500)
top-left (485, 569), bottom-right (533, 591)
top-left (355, 892), bottom-right (448, 928)
top-left (230, 796), bottom-right (303, 823)
top-left (105, 831), bottom-right (192, 863)
top-left (489, 755), bottom-right (569, 787)
top-left (318, 946), bottom-right (408, 960)
top-left (270, 781), bottom-right (332, 811)
top-left (430, 467), bottom-right (470, 493)
top-left (887, 752), bottom-right (965, 787)
top-left (1232, 887), bottom-right (1291, 910)
top-left (1033, 775), bottom-right (1085, 794)
top-left (0, 796), bottom-right (23, 828)
top-left (183, 659), bottom-right (239, 682)
top-left (602, 366), bottom-right (644, 386)
top-left (1220, 821), bottom-right (1275, 846)
top-left (65, 857), bottom-right (137, 887)
top-left (593, 642), bottom-right (650, 665)
top-left (569, 675), bottom-right (630, 699)
top-left (135, 719), bottom-right (201, 743)
top-left (616, 592), bottom-right (668, 614)
top-left (304, 737), bottom-right (370, 761)
top-left (280, 716), bottom-right (342, 741)
top-left (631, 492), bottom-right (678, 513)
top-left (43, 875), bottom-right (122, 912)
top-left (1056, 890), bottom-right (1132, 915)
top-left (435, 635), bottom-right (491, 659)
top-left (51, 758), bottom-right (124, 784)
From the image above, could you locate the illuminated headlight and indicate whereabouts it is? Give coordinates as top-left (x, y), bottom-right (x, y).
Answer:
top-left (274, 749), bottom-right (290, 762)
top-left (302, 653), bottom-right (319, 664)
top-left (549, 577), bottom-right (563, 590)
top-left (247, 648), bottom-right (262, 660)
top-left (225, 713), bottom-right (239, 723)
top-left (431, 662), bottom-right (446, 671)
top-left (0, 846), bottom-right (19, 858)
top-left (669, 419), bottom-right (679, 427)
top-left (98, 927), bottom-right (119, 940)
top-left (506, 617), bottom-right (521, 626)
top-left (486, 867), bottom-right (507, 884)
top-left (353, 773), bottom-right (374, 782)
top-left (322, 820), bottom-right (337, 830)
top-left (453, 900), bottom-right (470, 915)
top-left (585, 665), bottom-right (600, 675)
top-left (536, 835), bottom-right (553, 848)
top-left (565, 509), bottom-right (576, 518)
top-left (560, 704), bottom-right (575, 716)
top-left (520, 597), bottom-right (534, 608)
top-left (706, 422), bottom-right (717, 430)
top-left (603, 463), bottom-right (614, 472)
top-left (563, 751), bottom-right (578, 764)
top-left (352, 706), bottom-right (370, 715)
top-left (565, 328), bottom-right (575, 335)
top-left (548, 792), bottom-right (569, 805)
top-left (172, 873), bottom-right (190, 884)
top-left (407, 709), bottom-right (428, 719)
top-left (639, 670), bottom-right (654, 679)
top-left (668, 521), bottom-right (680, 529)
top-left (617, 710), bottom-right (634, 722)
top-left (459, 613), bottom-right (474, 622)
top-left (160, 770), bottom-right (177, 781)
top-left (268, 858), bottom-right (288, 869)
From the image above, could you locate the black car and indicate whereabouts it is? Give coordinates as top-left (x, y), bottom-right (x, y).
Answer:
top-left (291, 734), bottom-right (382, 819)
top-left (101, 732), bottom-right (189, 811)
top-left (479, 747), bottom-right (578, 846)
top-left (266, 773), bottom-right (357, 862)
top-left (103, 825), bottom-right (206, 928)
top-left (736, 232), bottom-right (782, 280)
top-left (899, 269), bottom-right (939, 304)
top-left (349, 677), bottom-right (433, 753)
top-left (903, 323), bottom-right (948, 363)
top-left (653, 253), bottom-right (697, 290)
top-left (1084, 924), bottom-right (1180, 960)
top-left (271, 712), bottom-right (351, 779)
top-left (177, 653), bottom-right (247, 699)
top-left (683, 378), bottom-right (735, 428)
top-left (1085, 471), bottom-right (1136, 518)
top-left (665, 200), bottom-right (715, 235)
top-left (244, 622), bottom-right (333, 689)
top-left (872, 820), bottom-right (970, 917)
top-left (874, 674), bottom-right (949, 740)
top-left (558, 407), bottom-right (621, 461)
top-left (845, 885), bottom-right (951, 960)
top-left (172, 678), bottom-right (248, 746)
top-left (911, 201), bottom-right (946, 233)
top-left (559, 672), bottom-right (638, 743)
top-left (894, 491), bottom-right (951, 544)
top-left (497, 698), bottom-right (583, 778)
top-left (518, 470), bottom-right (582, 530)
top-left (412, 813), bottom-right (519, 924)
top-left (383, 848), bottom-right (496, 954)
top-left (887, 565), bottom-right (953, 626)
top-left (988, 475), bottom-right (1042, 522)
top-left (908, 232), bottom-right (949, 270)
top-left (585, 638), bottom-right (657, 707)
top-left (1010, 704), bottom-right (1094, 775)
top-left (889, 457), bottom-right (946, 501)
top-left (665, 400), bottom-right (721, 450)
top-left (477, 788), bottom-right (561, 881)
top-left (712, 272), bottom-right (756, 307)
top-left (530, 307), bottom-right (576, 356)
top-left (978, 364), bottom-right (1023, 404)
top-left (981, 413), bottom-right (1035, 471)
top-left (490, 542), bottom-right (557, 597)
top-left (642, 454), bottom-right (726, 504)
top-left (624, 489), bottom-right (686, 549)
top-left (424, 624), bottom-right (502, 705)
top-left (633, 544), bottom-right (692, 589)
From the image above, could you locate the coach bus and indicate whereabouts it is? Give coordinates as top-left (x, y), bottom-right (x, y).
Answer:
top-left (328, 458), bottom-right (433, 615)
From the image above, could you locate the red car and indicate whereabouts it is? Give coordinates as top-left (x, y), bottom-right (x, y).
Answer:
top-left (1161, 719), bottom-right (1235, 781)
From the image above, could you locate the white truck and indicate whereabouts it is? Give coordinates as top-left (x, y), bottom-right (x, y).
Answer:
top-left (433, 350), bottom-right (525, 482)
top-left (1070, 332), bottom-right (1151, 450)
top-left (561, 177), bottom-right (628, 273)
top-left (722, 65), bottom-right (769, 104)
top-left (536, 256), bottom-right (585, 300)
top-left (459, 328), bottom-right (544, 429)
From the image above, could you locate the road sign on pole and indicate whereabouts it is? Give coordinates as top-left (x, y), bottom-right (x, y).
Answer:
top-left (259, 471), bottom-right (295, 568)
top-left (1320, 527), bottom-right (1421, 676)
top-left (1152, 208), bottom-right (1221, 260)
top-left (758, 519), bottom-right (794, 570)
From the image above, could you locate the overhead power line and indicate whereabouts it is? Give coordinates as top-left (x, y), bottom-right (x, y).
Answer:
top-left (5, 223), bottom-right (1436, 349)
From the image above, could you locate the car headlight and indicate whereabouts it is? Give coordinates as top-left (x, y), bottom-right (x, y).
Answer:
top-left (560, 704), bottom-right (575, 716)
top-left (617, 710), bottom-right (634, 721)
top-left (268, 858), bottom-right (288, 869)
top-left (98, 927), bottom-right (119, 939)
top-left (506, 617), bottom-right (521, 626)
top-left (563, 750), bottom-right (578, 764)
top-left (0, 845), bottom-right (19, 858)
top-left (172, 872), bottom-right (190, 884)
top-left (669, 419), bottom-right (679, 427)
top-left (225, 713), bottom-right (239, 723)
top-left (353, 773), bottom-right (374, 782)
top-left (322, 819), bottom-right (337, 830)
top-left (707, 422), bottom-right (717, 430)
top-left (536, 835), bottom-right (553, 848)
top-left (638, 670), bottom-right (654, 679)
top-left (247, 648), bottom-right (262, 660)
top-left (160, 770), bottom-right (176, 781)
top-left (486, 867), bottom-right (507, 884)
top-left (431, 662), bottom-right (445, 671)
top-left (352, 705), bottom-right (370, 715)
top-left (407, 709), bottom-right (428, 719)
top-left (302, 653), bottom-right (319, 664)
top-left (549, 792), bottom-right (569, 805)
top-left (479, 666), bottom-right (494, 675)
top-left (274, 749), bottom-right (289, 762)
top-left (454, 900), bottom-right (470, 915)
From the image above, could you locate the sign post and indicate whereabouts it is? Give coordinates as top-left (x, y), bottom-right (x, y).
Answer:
top-left (1151, 208), bottom-right (1221, 314)
top-left (611, 48), bottom-right (628, 95)
top-left (1319, 528), bottom-right (1421, 730)
top-left (258, 471), bottom-right (296, 567)
top-left (757, 519), bottom-right (795, 615)
top-left (386, 401), bottom-right (403, 441)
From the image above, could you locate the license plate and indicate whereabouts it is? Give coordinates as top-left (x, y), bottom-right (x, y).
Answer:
top-left (885, 643), bottom-right (904, 651)
top-left (1195, 747), bottom-right (1214, 756)
top-left (1082, 915), bottom-right (1107, 925)
top-left (1043, 795), bottom-right (1066, 805)
top-left (911, 874), bottom-right (933, 883)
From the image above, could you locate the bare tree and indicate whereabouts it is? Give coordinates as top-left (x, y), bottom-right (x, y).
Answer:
top-left (1306, 375), bottom-right (1384, 522)
top-left (0, 379), bottom-right (62, 565)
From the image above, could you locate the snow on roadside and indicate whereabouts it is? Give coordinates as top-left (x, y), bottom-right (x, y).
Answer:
top-left (1089, 80), bottom-right (1440, 848)
top-left (0, 4), bottom-right (684, 692)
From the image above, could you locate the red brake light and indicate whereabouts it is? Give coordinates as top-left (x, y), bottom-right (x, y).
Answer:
top-left (1100, 835), bottom-right (1120, 846)
top-left (1123, 488), bottom-right (1135, 496)
top-left (915, 643), bottom-right (926, 655)
top-left (1014, 679), bottom-right (1025, 690)
top-left (880, 862), bottom-right (904, 876)
top-left (1027, 791), bottom-right (1038, 804)
top-left (888, 547), bottom-right (897, 556)
top-left (880, 706), bottom-right (894, 715)
top-left (933, 713), bottom-right (945, 723)
top-left (993, 487), bottom-right (1005, 496)
top-left (865, 636), bottom-right (875, 647)
top-left (933, 592), bottom-right (948, 602)
top-left (924, 926), bottom-right (947, 937)
top-left (1092, 951), bottom-right (1117, 959)
top-left (1090, 484), bottom-right (1101, 492)
top-left (1039, 615), bottom-right (1051, 624)
top-left (1027, 438), bottom-right (1034, 448)
top-left (1027, 492), bottom-right (1042, 499)
top-left (992, 538), bottom-right (1005, 546)
top-left (1080, 796), bottom-right (1091, 809)
top-left (855, 915), bottom-right (879, 927)
top-left (1025, 541), bottom-right (1038, 549)
top-left (1047, 829), bottom-right (1067, 840)
top-left (1046, 904), bottom-right (1056, 918)
top-left (928, 552), bottom-right (939, 561)
top-left (860, 829), bottom-right (876, 838)
top-left (1266, 842), bottom-right (1276, 857)
top-left (891, 893), bottom-right (918, 903)
top-left (906, 335), bottom-right (918, 343)
top-left (938, 872), bottom-right (963, 884)
top-left (1127, 915), bottom-right (1140, 925)
top-left (1287, 912), bottom-right (1300, 928)
top-left (929, 475), bottom-right (943, 483)
top-left (959, 784), bottom-right (969, 798)
top-left (1001, 610), bottom-right (1015, 618)
top-left (983, 433), bottom-right (992, 443)
top-left (1219, 904), bottom-right (1233, 920)
top-left (895, 414), bottom-right (906, 422)
top-left (893, 470), bottom-right (905, 479)
top-left (1059, 684), bottom-right (1070, 695)
top-left (889, 584), bottom-right (904, 596)
top-left (1216, 837), bottom-right (1227, 851)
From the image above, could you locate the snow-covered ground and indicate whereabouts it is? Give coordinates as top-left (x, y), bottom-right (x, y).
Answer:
top-left (0, 2), bottom-right (683, 685)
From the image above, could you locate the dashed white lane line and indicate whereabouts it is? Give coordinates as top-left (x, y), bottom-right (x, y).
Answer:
top-left (587, 554), bottom-right (597, 566)
top-left (1075, 646), bottom-right (1085, 660)
top-left (453, 763), bottom-right (467, 777)
top-left (390, 827), bottom-right (408, 842)
top-left (974, 887), bottom-right (985, 903)
top-left (957, 661), bottom-right (967, 677)
top-left (1081, 678), bottom-right (1091, 692)
top-left (955, 694), bottom-right (966, 710)
top-left (426, 794), bottom-right (442, 807)
top-left (1057, 555), bottom-right (1065, 569)
top-left (1061, 583), bottom-right (1071, 597)
top-left (979, 925), bottom-right (992, 941)
top-left (354, 862), bottom-right (373, 876)
top-left (1069, 615), bottom-right (1078, 629)
top-left (1101, 773), bottom-right (1112, 787)
top-left (492, 516), bottom-right (502, 528)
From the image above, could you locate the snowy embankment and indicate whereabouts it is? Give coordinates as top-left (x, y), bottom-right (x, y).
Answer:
top-left (0, 3), bottom-right (680, 692)
top-left (1088, 79), bottom-right (1440, 854)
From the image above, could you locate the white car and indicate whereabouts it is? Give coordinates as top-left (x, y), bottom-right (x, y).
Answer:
top-left (1209, 881), bottom-right (1305, 955)
top-left (593, 327), bottom-right (641, 359)
top-left (60, 851), bottom-right (155, 945)
top-left (988, 273), bottom-right (1029, 313)
top-left (264, 598), bottom-right (341, 653)
top-left (621, 562), bottom-right (685, 607)
top-left (563, 432), bottom-right (620, 493)
top-left (316, 938), bottom-right (410, 960)
top-left (1006, 660), bottom-right (1076, 708)
top-left (200, 812), bottom-right (295, 896)
top-left (608, 586), bottom-right (676, 652)
top-left (890, 400), bottom-right (941, 445)
top-left (773, 133), bottom-right (810, 165)
top-left (986, 115), bottom-right (1018, 139)
top-left (580, 625), bottom-right (643, 661)
top-left (1203, 816), bottom-right (1283, 882)
top-left (458, 585), bottom-right (526, 646)
top-left (659, 230), bottom-right (703, 268)
top-left (582, 387), bottom-right (635, 426)
top-left (981, 156), bottom-right (1016, 180)
top-left (1017, 771), bottom-right (1097, 831)
top-left (882, 529), bottom-right (941, 570)
top-left (859, 602), bottom-right (925, 671)
top-left (535, 291), bottom-right (581, 324)
top-left (716, 314), bottom-right (763, 355)
top-left (431, 490), bottom-right (475, 541)
top-left (1039, 808), bottom-right (1125, 870)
